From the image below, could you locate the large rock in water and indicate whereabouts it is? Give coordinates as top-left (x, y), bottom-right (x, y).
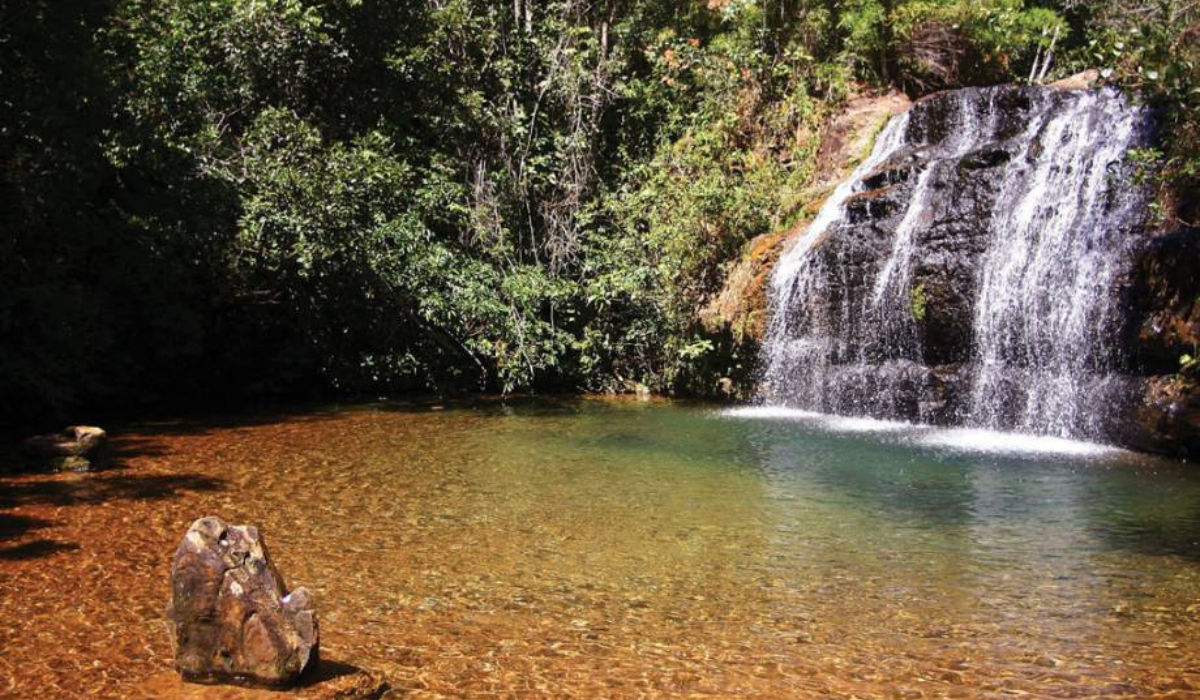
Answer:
top-left (19, 425), bottom-right (107, 471)
top-left (21, 425), bottom-right (106, 456)
top-left (167, 516), bottom-right (319, 687)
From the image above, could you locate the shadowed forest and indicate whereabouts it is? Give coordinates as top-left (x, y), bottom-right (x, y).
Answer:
top-left (3, 0), bottom-right (1197, 433)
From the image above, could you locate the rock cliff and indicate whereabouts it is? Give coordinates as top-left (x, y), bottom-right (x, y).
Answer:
top-left (745, 82), bottom-right (1199, 457)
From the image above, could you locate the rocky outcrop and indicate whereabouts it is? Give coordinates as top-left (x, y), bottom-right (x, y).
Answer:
top-left (1132, 227), bottom-right (1200, 374)
top-left (17, 425), bottom-right (106, 471)
top-left (754, 83), bottom-right (1200, 456)
top-left (1048, 69), bottom-right (1101, 91)
top-left (1128, 374), bottom-right (1200, 457)
top-left (21, 425), bottom-right (106, 457)
top-left (704, 92), bottom-right (913, 343)
top-left (1125, 226), bottom-right (1200, 456)
top-left (167, 516), bottom-right (319, 687)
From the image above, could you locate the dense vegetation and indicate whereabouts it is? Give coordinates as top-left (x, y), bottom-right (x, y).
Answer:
top-left (2, 0), bottom-right (1197, 431)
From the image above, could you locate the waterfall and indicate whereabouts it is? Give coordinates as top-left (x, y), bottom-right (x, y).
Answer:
top-left (967, 92), bottom-right (1151, 437)
top-left (760, 86), bottom-right (1154, 441)
top-left (761, 110), bottom-right (914, 416)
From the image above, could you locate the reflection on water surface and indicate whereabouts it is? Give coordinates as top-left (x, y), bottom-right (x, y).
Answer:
top-left (2, 397), bottom-right (1199, 698)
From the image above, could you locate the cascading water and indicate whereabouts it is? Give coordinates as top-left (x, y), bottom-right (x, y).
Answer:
top-left (967, 92), bottom-right (1152, 437)
top-left (761, 109), bottom-right (916, 417)
top-left (760, 86), bottom-right (1154, 442)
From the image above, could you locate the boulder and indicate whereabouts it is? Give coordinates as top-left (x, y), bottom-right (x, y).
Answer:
top-left (167, 516), bottom-right (319, 687)
top-left (20, 425), bottom-right (106, 458)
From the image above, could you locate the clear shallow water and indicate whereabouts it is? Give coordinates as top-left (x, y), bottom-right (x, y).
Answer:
top-left (2, 398), bottom-right (1199, 698)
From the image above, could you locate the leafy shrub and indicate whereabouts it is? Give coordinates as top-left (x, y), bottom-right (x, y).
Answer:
top-left (2, 0), bottom-right (1196, 429)
top-left (1076, 0), bottom-right (1200, 223)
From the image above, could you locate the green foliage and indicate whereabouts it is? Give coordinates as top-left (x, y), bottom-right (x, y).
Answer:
top-left (575, 9), bottom-right (830, 391)
top-left (836, 0), bottom-right (1068, 91)
top-left (1072, 0), bottom-right (1200, 223)
top-left (2, 0), bottom-right (1197, 429)
top-left (910, 284), bottom-right (929, 323)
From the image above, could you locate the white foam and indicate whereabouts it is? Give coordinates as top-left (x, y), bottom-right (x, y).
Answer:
top-left (720, 407), bottom-right (1124, 458)
top-left (721, 406), bottom-right (824, 420)
top-left (720, 407), bottom-right (913, 433)
top-left (821, 416), bottom-right (914, 433)
top-left (914, 428), bottom-right (1120, 457)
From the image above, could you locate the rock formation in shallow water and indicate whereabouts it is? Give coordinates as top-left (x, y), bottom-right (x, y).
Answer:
top-left (18, 425), bottom-right (106, 471)
top-left (167, 516), bottom-right (318, 686)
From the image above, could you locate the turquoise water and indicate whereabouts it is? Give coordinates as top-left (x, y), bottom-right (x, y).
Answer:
top-left (3, 397), bottom-right (1199, 698)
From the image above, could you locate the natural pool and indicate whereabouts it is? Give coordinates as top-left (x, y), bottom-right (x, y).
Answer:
top-left (2, 397), bottom-right (1199, 699)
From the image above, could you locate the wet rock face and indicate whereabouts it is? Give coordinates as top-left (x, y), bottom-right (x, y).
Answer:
top-left (764, 84), bottom-right (1200, 455)
top-left (167, 516), bottom-right (318, 687)
top-left (769, 87), bottom-right (1064, 423)
top-left (1127, 374), bottom-right (1200, 457)
top-left (793, 89), bottom-right (1064, 371)
top-left (1132, 227), bottom-right (1200, 374)
top-left (1126, 226), bottom-right (1200, 456)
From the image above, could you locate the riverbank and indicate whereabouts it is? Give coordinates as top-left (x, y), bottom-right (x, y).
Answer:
top-left (3, 398), bottom-right (1200, 698)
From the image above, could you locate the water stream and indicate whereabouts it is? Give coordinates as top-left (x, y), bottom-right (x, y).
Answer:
top-left (762, 87), bottom-right (1154, 442)
top-left (968, 90), bottom-right (1151, 437)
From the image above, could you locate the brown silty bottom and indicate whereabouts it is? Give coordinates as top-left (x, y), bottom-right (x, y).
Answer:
top-left (2, 398), bottom-right (1199, 699)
